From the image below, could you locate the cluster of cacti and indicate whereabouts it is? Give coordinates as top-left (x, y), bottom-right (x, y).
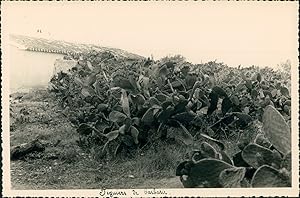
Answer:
top-left (250, 105), bottom-right (291, 187)
top-left (49, 48), bottom-right (291, 185)
top-left (177, 105), bottom-right (291, 188)
top-left (176, 139), bottom-right (246, 188)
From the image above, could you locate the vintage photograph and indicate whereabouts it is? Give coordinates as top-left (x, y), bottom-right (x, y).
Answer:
top-left (1, 1), bottom-right (299, 197)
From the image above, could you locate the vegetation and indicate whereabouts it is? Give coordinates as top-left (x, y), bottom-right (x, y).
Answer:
top-left (176, 105), bottom-right (291, 187)
top-left (10, 90), bottom-right (183, 189)
top-left (12, 50), bottom-right (291, 188)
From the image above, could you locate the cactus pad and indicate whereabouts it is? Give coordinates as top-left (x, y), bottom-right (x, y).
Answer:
top-left (254, 133), bottom-right (272, 149)
top-left (251, 165), bottom-right (291, 187)
top-left (188, 159), bottom-right (233, 187)
top-left (199, 142), bottom-right (218, 159)
top-left (242, 143), bottom-right (282, 169)
top-left (219, 167), bottom-right (246, 188)
top-left (262, 105), bottom-right (291, 154)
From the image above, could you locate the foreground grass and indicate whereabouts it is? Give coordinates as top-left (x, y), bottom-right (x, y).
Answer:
top-left (10, 89), bottom-right (184, 189)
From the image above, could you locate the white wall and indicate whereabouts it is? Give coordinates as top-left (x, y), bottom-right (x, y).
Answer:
top-left (9, 45), bottom-right (64, 92)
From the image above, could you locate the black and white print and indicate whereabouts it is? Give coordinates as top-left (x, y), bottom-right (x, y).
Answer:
top-left (2, 1), bottom-right (299, 197)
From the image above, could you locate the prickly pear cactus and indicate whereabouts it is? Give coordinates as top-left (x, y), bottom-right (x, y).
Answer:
top-left (242, 143), bottom-right (282, 169)
top-left (219, 167), bottom-right (246, 188)
top-left (199, 142), bottom-right (218, 159)
top-left (251, 165), bottom-right (291, 187)
top-left (187, 159), bottom-right (233, 187)
top-left (262, 105), bottom-right (291, 154)
top-left (254, 133), bottom-right (272, 149)
top-left (190, 141), bottom-right (219, 163)
top-left (191, 142), bottom-right (232, 165)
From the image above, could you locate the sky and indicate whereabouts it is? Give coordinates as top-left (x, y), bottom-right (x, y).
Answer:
top-left (2, 1), bottom-right (299, 68)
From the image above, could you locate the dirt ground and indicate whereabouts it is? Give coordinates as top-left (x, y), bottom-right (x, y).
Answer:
top-left (9, 89), bottom-right (183, 189)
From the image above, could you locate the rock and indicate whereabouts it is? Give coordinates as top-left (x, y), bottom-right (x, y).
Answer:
top-left (11, 139), bottom-right (45, 160)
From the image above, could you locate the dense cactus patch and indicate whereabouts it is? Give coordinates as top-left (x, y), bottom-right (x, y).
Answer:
top-left (49, 51), bottom-right (291, 188)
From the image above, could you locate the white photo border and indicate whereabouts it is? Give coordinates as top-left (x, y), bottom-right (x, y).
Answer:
top-left (1, 1), bottom-right (299, 197)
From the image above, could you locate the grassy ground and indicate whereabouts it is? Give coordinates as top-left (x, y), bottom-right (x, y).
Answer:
top-left (10, 89), bottom-right (185, 189)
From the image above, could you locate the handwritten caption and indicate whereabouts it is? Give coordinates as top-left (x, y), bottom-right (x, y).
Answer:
top-left (99, 188), bottom-right (168, 197)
